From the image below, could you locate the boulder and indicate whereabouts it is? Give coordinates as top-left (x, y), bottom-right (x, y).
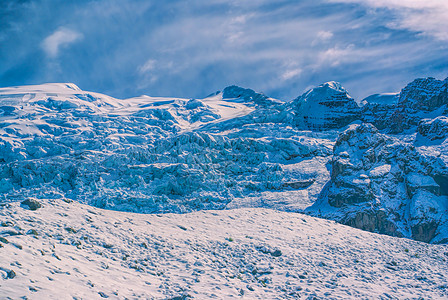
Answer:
top-left (21, 198), bottom-right (42, 211)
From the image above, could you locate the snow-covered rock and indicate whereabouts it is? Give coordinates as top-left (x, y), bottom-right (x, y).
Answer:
top-left (289, 81), bottom-right (361, 131)
top-left (387, 77), bottom-right (448, 133)
top-left (222, 85), bottom-right (282, 107)
top-left (309, 123), bottom-right (448, 243)
top-left (418, 116), bottom-right (448, 141)
top-left (360, 93), bottom-right (398, 130)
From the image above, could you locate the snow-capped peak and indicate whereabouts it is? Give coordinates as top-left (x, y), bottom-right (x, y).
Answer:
top-left (295, 81), bottom-right (353, 105)
top-left (320, 81), bottom-right (347, 93)
top-left (0, 83), bottom-right (82, 94)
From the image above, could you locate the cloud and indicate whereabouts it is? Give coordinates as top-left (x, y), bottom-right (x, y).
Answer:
top-left (329, 0), bottom-right (448, 41)
top-left (1, 0), bottom-right (447, 102)
top-left (138, 59), bottom-right (157, 74)
top-left (41, 27), bottom-right (83, 57)
top-left (317, 31), bottom-right (334, 41)
top-left (282, 68), bottom-right (302, 81)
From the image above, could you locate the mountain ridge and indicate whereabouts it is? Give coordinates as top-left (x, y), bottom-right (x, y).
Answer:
top-left (1, 76), bottom-right (447, 243)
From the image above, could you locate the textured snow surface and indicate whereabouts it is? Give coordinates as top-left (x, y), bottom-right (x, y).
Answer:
top-left (1, 199), bottom-right (448, 299)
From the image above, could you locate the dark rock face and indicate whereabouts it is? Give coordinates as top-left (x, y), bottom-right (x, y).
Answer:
top-left (309, 123), bottom-right (448, 243)
top-left (361, 103), bottom-right (397, 131)
top-left (411, 221), bottom-right (439, 243)
top-left (398, 77), bottom-right (448, 111)
top-left (341, 209), bottom-right (400, 238)
top-left (290, 82), bottom-right (361, 131)
top-left (387, 77), bottom-right (448, 133)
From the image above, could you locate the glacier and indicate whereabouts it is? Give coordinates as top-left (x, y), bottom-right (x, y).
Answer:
top-left (0, 77), bottom-right (448, 243)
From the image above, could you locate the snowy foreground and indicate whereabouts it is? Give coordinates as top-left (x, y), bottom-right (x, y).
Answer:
top-left (1, 199), bottom-right (447, 299)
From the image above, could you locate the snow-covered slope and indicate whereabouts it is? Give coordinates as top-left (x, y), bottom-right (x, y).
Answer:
top-left (1, 198), bottom-right (447, 299)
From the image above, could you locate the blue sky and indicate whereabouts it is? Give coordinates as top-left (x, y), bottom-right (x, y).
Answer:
top-left (1, 0), bottom-right (447, 101)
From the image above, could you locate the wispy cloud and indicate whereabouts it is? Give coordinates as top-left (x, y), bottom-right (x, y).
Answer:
top-left (1, 0), bottom-right (447, 101)
top-left (329, 0), bottom-right (448, 41)
top-left (41, 27), bottom-right (83, 57)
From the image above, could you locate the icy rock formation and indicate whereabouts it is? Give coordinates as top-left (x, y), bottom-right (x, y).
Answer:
top-left (387, 77), bottom-right (448, 133)
top-left (289, 81), bottom-right (361, 131)
top-left (2, 79), bottom-right (448, 244)
top-left (310, 123), bottom-right (448, 243)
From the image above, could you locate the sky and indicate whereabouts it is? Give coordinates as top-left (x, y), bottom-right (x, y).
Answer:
top-left (1, 0), bottom-right (447, 101)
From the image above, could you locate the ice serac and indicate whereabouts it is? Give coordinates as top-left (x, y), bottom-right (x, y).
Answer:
top-left (387, 77), bottom-right (448, 133)
top-left (290, 81), bottom-right (361, 131)
top-left (0, 82), bottom-right (333, 213)
top-left (309, 123), bottom-right (448, 243)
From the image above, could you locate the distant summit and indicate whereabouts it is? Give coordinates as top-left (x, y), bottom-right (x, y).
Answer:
top-left (289, 81), bottom-right (360, 130)
top-left (222, 85), bottom-right (282, 107)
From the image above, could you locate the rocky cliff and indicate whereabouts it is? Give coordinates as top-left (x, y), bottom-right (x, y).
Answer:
top-left (386, 77), bottom-right (448, 133)
top-left (309, 123), bottom-right (448, 243)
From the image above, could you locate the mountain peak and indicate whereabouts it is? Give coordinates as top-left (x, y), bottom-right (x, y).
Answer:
top-left (222, 85), bottom-right (261, 99)
top-left (320, 81), bottom-right (347, 93)
top-left (221, 85), bottom-right (281, 106)
top-left (296, 81), bottom-right (353, 103)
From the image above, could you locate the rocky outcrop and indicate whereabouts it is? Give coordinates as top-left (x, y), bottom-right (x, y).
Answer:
top-left (309, 123), bottom-right (448, 243)
top-left (360, 93), bottom-right (398, 130)
top-left (418, 116), bottom-right (448, 141)
top-left (387, 77), bottom-right (448, 133)
top-left (222, 85), bottom-right (281, 107)
top-left (398, 77), bottom-right (448, 111)
top-left (289, 81), bottom-right (361, 131)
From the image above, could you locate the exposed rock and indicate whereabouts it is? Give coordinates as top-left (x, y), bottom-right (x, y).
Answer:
top-left (411, 220), bottom-right (439, 244)
top-left (309, 123), bottom-right (448, 243)
top-left (222, 85), bottom-right (281, 107)
top-left (341, 209), bottom-right (400, 238)
top-left (20, 198), bottom-right (42, 211)
top-left (360, 93), bottom-right (398, 130)
top-left (282, 179), bottom-right (315, 190)
top-left (388, 77), bottom-right (448, 133)
top-left (398, 77), bottom-right (448, 111)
